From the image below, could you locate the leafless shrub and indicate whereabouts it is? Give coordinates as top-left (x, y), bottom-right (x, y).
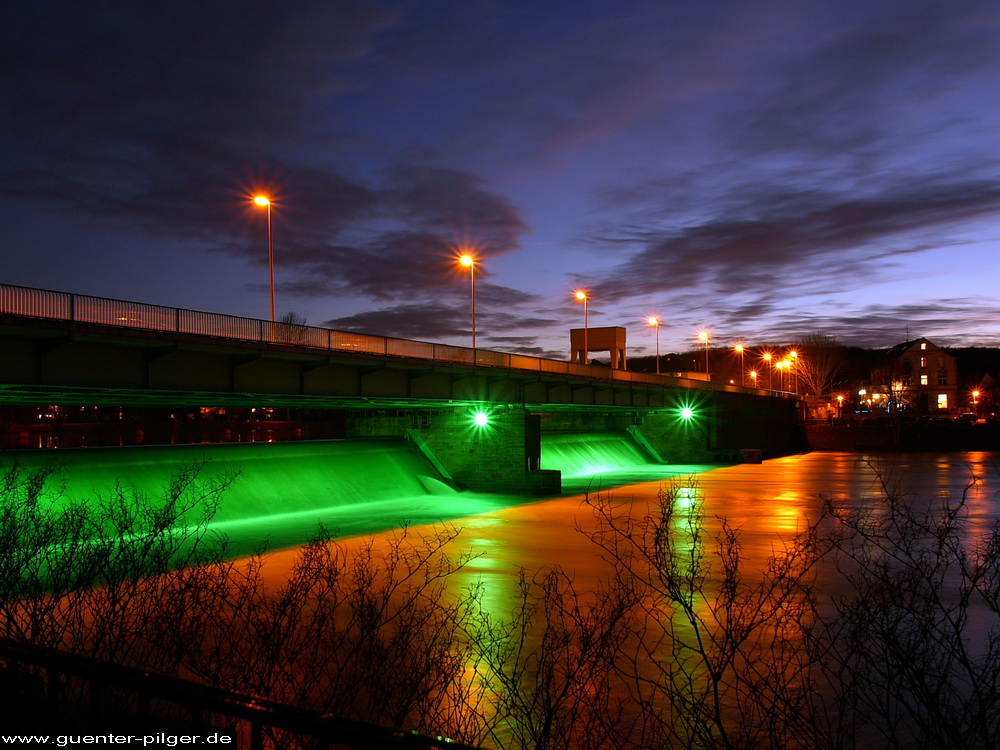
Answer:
top-left (4, 457), bottom-right (999, 749)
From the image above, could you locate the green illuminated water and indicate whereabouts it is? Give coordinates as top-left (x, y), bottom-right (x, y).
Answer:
top-left (4, 439), bottom-right (518, 553)
top-left (541, 431), bottom-right (701, 492)
top-left (4, 433), bottom-right (716, 553)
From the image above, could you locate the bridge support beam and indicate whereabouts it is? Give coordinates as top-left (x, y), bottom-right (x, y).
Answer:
top-left (345, 407), bottom-right (560, 495)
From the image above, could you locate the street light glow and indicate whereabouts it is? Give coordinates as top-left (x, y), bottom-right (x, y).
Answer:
top-left (473, 411), bottom-right (489, 427)
top-left (647, 316), bottom-right (661, 374)
top-left (458, 253), bottom-right (477, 348)
top-left (252, 195), bottom-right (275, 321)
top-left (574, 290), bottom-right (589, 365)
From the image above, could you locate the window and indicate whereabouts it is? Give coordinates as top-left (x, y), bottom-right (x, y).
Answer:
top-left (920, 374), bottom-right (929, 386)
top-left (920, 357), bottom-right (926, 368)
top-left (921, 343), bottom-right (927, 350)
top-left (902, 376), bottom-right (911, 386)
top-left (938, 373), bottom-right (947, 385)
top-left (937, 394), bottom-right (948, 409)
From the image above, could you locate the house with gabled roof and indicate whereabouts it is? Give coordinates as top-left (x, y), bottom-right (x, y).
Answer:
top-left (877, 337), bottom-right (959, 416)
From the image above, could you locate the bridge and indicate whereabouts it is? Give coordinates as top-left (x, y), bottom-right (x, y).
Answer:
top-left (0, 283), bottom-right (807, 493)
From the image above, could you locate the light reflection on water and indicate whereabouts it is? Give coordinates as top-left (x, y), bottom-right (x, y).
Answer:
top-left (255, 451), bottom-right (1000, 623)
top-left (244, 451), bottom-right (1000, 747)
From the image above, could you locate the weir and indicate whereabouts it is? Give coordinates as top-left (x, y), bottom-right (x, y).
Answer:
top-left (4, 432), bottom-right (727, 553)
top-left (2, 440), bottom-right (524, 551)
top-left (542, 432), bottom-right (658, 477)
top-left (541, 431), bottom-right (715, 492)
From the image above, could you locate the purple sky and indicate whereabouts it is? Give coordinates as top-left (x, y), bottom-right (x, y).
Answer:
top-left (3, 0), bottom-right (1000, 359)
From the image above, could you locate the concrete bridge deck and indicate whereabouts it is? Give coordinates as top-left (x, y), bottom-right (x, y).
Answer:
top-left (0, 282), bottom-right (792, 410)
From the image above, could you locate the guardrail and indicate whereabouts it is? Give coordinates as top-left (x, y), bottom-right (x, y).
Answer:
top-left (0, 282), bottom-right (781, 397)
top-left (0, 636), bottom-right (480, 749)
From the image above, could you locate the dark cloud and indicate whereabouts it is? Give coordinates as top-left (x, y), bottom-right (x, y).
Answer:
top-left (324, 298), bottom-right (557, 347)
top-left (324, 301), bottom-right (466, 341)
top-left (735, 1), bottom-right (1000, 158)
top-left (591, 179), bottom-right (1000, 302)
top-left (751, 298), bottom-right (1000, 349)
top-left (0, 2), bottom-right (527, 309)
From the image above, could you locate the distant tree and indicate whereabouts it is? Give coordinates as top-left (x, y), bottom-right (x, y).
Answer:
top-left (277, 312), bottom-right (309, 343)
top-left (792, 334), bottom-right (848, 395)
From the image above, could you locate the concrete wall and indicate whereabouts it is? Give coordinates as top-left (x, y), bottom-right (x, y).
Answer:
top-left (346, 407), bottom-right (560, 495)
top-left (539, 389), bottom-right (807, 464)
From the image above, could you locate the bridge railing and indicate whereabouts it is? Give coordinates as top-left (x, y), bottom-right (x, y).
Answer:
top-left (0, 282), bottom-right (782, 396)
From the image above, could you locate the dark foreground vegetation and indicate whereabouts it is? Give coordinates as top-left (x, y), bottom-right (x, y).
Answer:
top-left (1, 459), bottom-right (999, 749)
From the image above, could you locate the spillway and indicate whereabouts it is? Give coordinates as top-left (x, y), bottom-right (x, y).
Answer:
top-left (2, 439), bottom-right (514, 552)
top-left (541, 431), bottom-right (707, 492)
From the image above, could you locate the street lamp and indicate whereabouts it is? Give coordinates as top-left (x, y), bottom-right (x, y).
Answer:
top-left (575, 291), bottom-right (589, 364)
top-left (750, 370), bottom-right (758, 387)
top-left (253, 195), bottom-right (275, 322)
top-left (459, 254), bottom-right (476, 349)
top-left (734, 344), bottom-right (745, 385)
top-left (698, 331), bottom-right (710, 375)
top-left (647, 316), bottom-right (661, 374)
top-left (762, 352), bottom-right (773, 389)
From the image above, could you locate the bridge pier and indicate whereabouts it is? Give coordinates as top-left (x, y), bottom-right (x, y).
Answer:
top-left (346, 407), bottom-right (561, 495)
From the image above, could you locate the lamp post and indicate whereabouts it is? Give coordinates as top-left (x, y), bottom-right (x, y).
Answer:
top-left (253, 195), bottom-right (275, 322)
top-left (575, 291), bottom-right (589, 364)
top-left (750, 370), bottom-right (758, 387)
top-left (648, 317), bottom-right (661, 374)
top-left (698, 331), bottom-right (710, 375)
top-left (789, 350), bottom-right (799, 393)
top-left (459, 254), bottom-right (476, 349)
top-left (763, 352), bottom-right (772, 389)
top-left (734, 344), bottom-right (745, 385)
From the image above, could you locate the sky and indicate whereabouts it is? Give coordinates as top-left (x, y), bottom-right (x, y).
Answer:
top-left (3, 0), bottom-right (1000, 360)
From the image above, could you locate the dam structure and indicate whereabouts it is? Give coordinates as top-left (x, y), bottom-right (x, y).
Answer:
top-left (1, 283), bottom-right (807, 497)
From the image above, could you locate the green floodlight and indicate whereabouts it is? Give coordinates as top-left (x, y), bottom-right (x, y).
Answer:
top-left (473, 411), bottom-right (490, 427)
top-left (680, 406), bottom-right (695, 420)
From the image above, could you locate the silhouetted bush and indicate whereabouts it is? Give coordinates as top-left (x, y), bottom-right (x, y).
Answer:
top-left (2, 457), bottom-right (999, 748)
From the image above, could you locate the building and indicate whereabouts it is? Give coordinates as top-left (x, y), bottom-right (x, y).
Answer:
top-left (877, 337), bottom-right (959, 416)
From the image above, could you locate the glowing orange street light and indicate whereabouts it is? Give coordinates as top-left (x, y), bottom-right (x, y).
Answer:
top-left (698, 331), bottom-right (710, 374)
top-left (837, 394), bottom-right (844, 418)
top-left (734, 343), bottom-right (745, 385)
top-left (253, 195), bottom-right (275, 322)
top-left (459, 254), bottom-right (476, 348)
top-left (762, 352), bottom-right (773, 389)
top-left (575, 291), bottom-right (589, 364)
top-left (647, 316), bottom-right (661, 374)
top-left (750, 370), bottom-right (758, 387)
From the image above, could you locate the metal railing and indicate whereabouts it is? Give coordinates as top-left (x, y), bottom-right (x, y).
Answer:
top-left (0, 637), bottom-right (480, 749)
top-left (0, 282), bottom-right (778, 396)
